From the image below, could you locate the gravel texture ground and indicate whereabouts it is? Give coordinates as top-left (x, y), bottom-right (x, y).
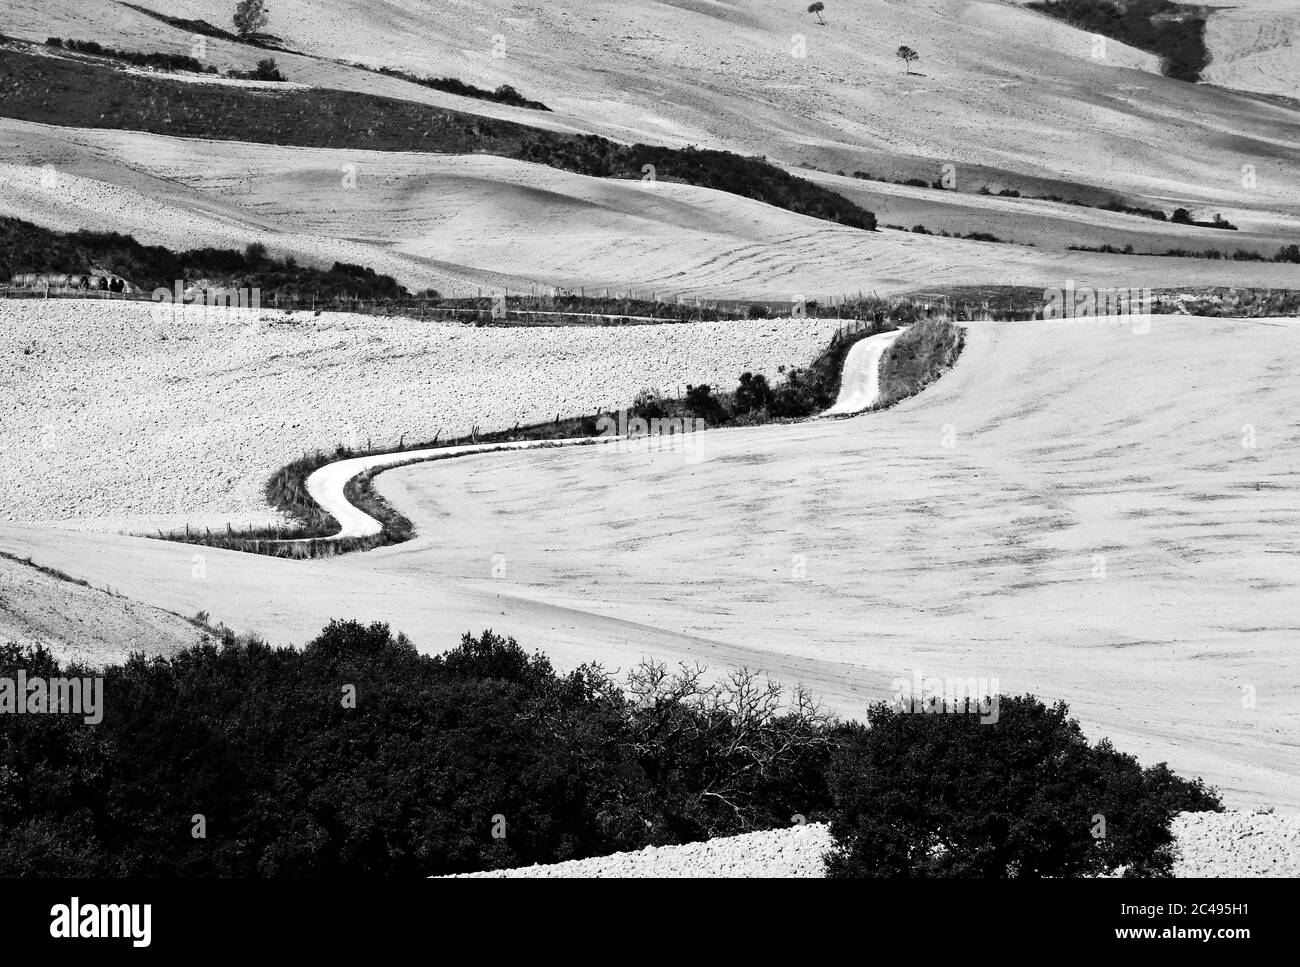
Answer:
top-left (1171, 810), bottom-right (1300, 877)
top-left (452, 822), bottom-right (836, 878)
top-left (454, 811), bottom-right (1298, 877)
top-left (0, 300), bottom-right (836, 532)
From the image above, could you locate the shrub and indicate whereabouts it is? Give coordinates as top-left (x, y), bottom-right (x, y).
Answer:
top-left (233, 0), bottom-right (270, 39)
top-left (684, 383), bottom-right (726, 422)
top-left (358, 66), bottom-right (551, 111)
top-left (250, 57), bottom-right (283, 81)
top-left (0, 626), bottom-right (1221, 877)
top-left (0, 626), bottom-right (837, 875)
top-left (625, 660), bottom-right (837, 840)
top-left (876, 317), bottom-right (964, 407)
top-left (230, 57), bottom-right (285, 82)
top-left (631, 388), bottom-right (668, 421)
top-left (0, 216), bottom-right (405, 300)
top-left (825, 695), bottom-right (1221, 877)
top-left (769, 369), bottom-right (819, 418)
top-left (733, 371), bottom-right (774, 414)
top-left (44, 37), bottom-right (219, 74)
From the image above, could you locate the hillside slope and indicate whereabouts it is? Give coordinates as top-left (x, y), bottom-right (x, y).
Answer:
top-left (4, 118), bottom-right (1297, 297)
top-left (3, 317), bottom-right (1297, 809)
top-left (2, 2), bottom-right (1296, 294)
top-left (0, 554), bottom-right (201, 665)
top-left (2, 1), bottom-right (1292, 195)
top-left (1201, 0), bottom-right (1300, 98)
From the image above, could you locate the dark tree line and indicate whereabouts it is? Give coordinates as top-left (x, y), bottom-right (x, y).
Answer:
top-left (0, 621), bottom-right (1218, 877)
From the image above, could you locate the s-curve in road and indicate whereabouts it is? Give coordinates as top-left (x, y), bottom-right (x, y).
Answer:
top-left (300, 327), bottom-right (901, 540)
top-left (304, 437), bottom-right (620, 540)
top-left (822, 327), bottom-right (906, 416)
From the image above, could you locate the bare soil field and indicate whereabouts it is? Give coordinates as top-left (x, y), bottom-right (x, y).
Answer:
top-left (0, 299), bottom-right (837, 532)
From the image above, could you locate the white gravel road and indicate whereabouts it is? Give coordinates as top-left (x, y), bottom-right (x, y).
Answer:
top-left (823, 327), bottom-right (905, 416)
top-left (303, 437), bottom-right (616, 539)
top-left (301, 324), bottom-right (898, 539)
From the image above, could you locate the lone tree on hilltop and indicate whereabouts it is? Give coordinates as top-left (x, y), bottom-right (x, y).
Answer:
top-left (808, 2), bottom-right (826, 25)
top-left (233, 0), bottom-right (270, 39)
top-left (897, 45), bottom-right (919, 74)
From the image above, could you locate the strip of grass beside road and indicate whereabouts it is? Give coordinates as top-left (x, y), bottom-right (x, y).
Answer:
top-left (876, 318), bottom-right (965, 408)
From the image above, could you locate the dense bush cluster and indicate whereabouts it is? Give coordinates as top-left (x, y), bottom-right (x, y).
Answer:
top-left (44, 38), bottom-right (218, 75)
top-left (516, 138), bottom-right (877, 230)
top-left (1027, 0), bottom-right (1209, 81)
top-left (875, 318), bottom-right (965, 407)
top-left (1150, 288), bottom-right (1300, 317)
top-left (0, 624), bottom-right (1219, 877)
top-left (622, 321), bottom-right (899, 430)
top-left (1070, 241), bottom-right (1299, 263)
top-left (44, 37), bottom-right (285, 82)
top-left (362, 65), bottom-right (550, 111)
top-left (228, 57), bottom-right (286, 82)
top-left (0, 625), bottom-right (835, 875)
top-left (1171, 209), bottom-right (1237, 231)
top-left (900, 224), bottom-right (1013, 244)
top-left (0, 218), bottom-right (409, 301)
top-left (826, 697), bottom-right (1220, 877)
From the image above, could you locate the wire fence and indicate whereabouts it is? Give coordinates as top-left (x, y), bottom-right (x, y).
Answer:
top-left (0, 286), bottom-right (1026, 324)
top-left (6, 285), bottom-right (1294, 323)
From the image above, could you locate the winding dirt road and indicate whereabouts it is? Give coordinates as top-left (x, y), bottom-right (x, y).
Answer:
top-left (304, 328), bottom-right (901, 539)
top-left (307, 438), bottom-right (614, 540)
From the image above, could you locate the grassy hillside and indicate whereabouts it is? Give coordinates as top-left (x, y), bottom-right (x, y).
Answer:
top-left (0, 46), bottom-right (875, 231)
top-left (877, 318), bottom-right (965, 408)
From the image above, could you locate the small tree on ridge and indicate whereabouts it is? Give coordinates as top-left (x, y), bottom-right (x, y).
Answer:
top-left (233, 0), bottom-right (270, 39)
